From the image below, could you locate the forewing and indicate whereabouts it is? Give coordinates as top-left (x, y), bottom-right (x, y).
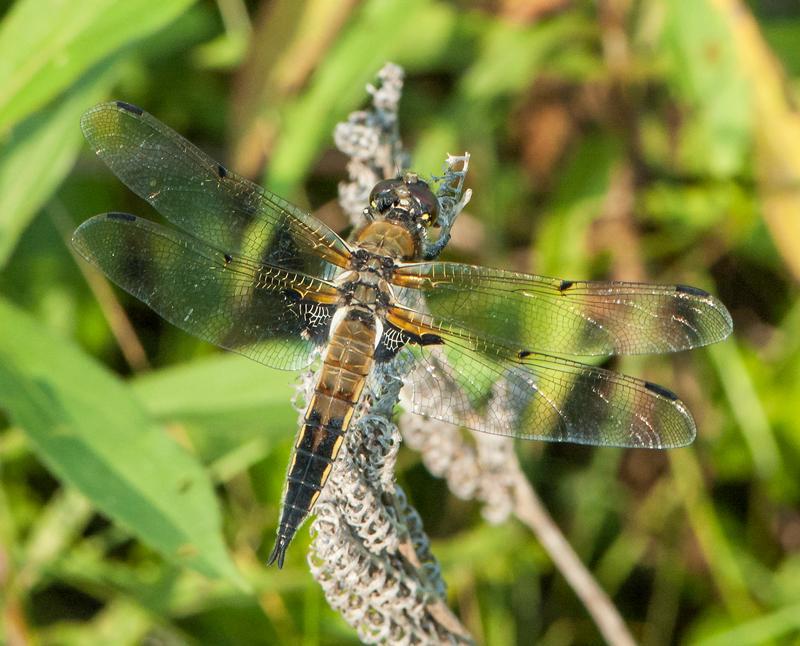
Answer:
top-left (72, 213), bottom-right (337, 370)
top-left (81, 101), bottom-right (351, 279)
top-left (392, 262), bottom-right (732, 356)
top-left (387, 307), bottom-right (695, 448)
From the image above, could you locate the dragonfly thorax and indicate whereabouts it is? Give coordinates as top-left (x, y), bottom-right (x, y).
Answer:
top-left (334, 268), bottom-right (393, 313)
top-left (354, 220), bottom-right (419, 260)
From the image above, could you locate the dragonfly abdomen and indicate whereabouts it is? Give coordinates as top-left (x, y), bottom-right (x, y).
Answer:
top-left (268, 307), bottom-right (378, 568)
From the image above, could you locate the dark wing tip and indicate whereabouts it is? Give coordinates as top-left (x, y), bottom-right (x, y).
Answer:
top-left (267, 536), bottom-right (288, 569)
top-left (106, 211), bottom-right (137, 222)
top-left (71, 215), bottom-right (103, 261)
top-left (642, 380), bottom-right (697, 449)
top-left (675, 283), bottom-right (709, 297)
top-left (114, 100), bottom-right (144, 115)
top-left (71, 213), bottom-right (138, 263)
top-left (675, 284), bottom-right (734, 346)
top-left (709, 294), bottom-right (735, 342)
top-left (644, 380), bottom-right (679, 401)
top-left (80, 101), bottom-right (144, 140)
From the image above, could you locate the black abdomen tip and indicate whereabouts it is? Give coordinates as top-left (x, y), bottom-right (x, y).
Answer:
top-left (115, 101), bottom-right (144, 115)
top-left (267, 536), bottom-right (289, 569)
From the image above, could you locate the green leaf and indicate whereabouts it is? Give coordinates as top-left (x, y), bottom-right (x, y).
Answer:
top-left (0, 298), bottom-right (246, 588)
top-left (0, 65), bottom-right (115, 269)
top-left (131, 354), bottom-right (299, 468)
top-left (265, 0), bottom-right (458, 196)
top-left (693, 602), bottom-right (800, 646)
top-left (132, 354), bottom-right (297, 419)
top-left (661, 0), bottom-right (752, 177)
top-left (459, 12), bottom-right (591, 101)
top-left (534, 133), bottom-right (621, 277)
top-left (0, 0), bottom-right (195, 133)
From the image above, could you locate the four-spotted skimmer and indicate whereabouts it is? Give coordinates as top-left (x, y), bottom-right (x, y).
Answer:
top-left (72, 101), bottom-right (733, 567)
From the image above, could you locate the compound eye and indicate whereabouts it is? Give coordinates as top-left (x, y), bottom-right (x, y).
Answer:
top-left (369, 178), bottom-right (404, 213)
top-left (408, 182), bottom-right (439, 226)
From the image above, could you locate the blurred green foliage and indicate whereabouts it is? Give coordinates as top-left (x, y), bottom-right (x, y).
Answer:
top-left (1, 0), bottom-right (800, 644)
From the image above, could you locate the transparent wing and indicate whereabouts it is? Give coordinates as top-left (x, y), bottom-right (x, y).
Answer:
top-left (81, 101), bottom-right (352, 279)
top-left (387, 306), bottom-right (695, 448)
top-left (72, 213), bottom-right (338, 370)
top-left (392, 262), bottom-right (732, 356)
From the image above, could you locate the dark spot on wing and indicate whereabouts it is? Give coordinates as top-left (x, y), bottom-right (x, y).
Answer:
top-left (375, 323), bottom-right (412, 362)
top-left (113, 229), bottom-right (155, 297)
top-left (555, 368), bottom-right (618, 441)
top-left (115, 101), bottom-right (143, 115)
top-left (107, 212), bottom-right (136, 222)
top-left (224, 253), bottom-right (233, 264)
top-left (298, 301), bottom-right (335, 345)
top-left (644, 381), bottom-right (678, 401)
top-left (518, 349), bottom-right (532, 359)
top-left (375, 323), bottom-right (443, 360)
top-left (217, 164), bottom-right (228, 178)
top-left (559, 279), bottom-right (575, 292)
top-left (282, 288), bottom-right (302, 302)
top-left (262, 226), bottom-right (307, 273)
top-left (419, 333), bottom-right (443, 346)
top-left (676, 284), bottom-right (709, 297)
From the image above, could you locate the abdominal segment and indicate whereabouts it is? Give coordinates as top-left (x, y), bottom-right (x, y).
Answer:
top-left (267, 309), bottom-right (377, 568)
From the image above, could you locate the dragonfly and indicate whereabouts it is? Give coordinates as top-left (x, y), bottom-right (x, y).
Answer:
top-left (72, 101), bottom-right (733, 568)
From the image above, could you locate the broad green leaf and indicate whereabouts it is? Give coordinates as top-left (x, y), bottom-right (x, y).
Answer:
top-left (661, 0), bottom-right (752, 177)
top-left (0, 65), bottom-right (115, 268)
top-left (132, 354), bottom-right (299, 468)
top-left (534, 133), bottom-right (621, 277)
top-left (693, 602), bottom-right (800, 646)
top-left (0, 0), bottom-right (195, 133)
top-left (411, 12), bottom-right (592, 179)
top-left (265, 0), bottom-right (457, 195)
top-left (0, 298), bottom-right (245, 587)
top-left (132, 354), bottom-right (297, 419)
top-left (460, 12), bottom-right (591, 101)
top-left (707, 341), bottom-right (782, 482)
top-left (762, 19), bottom-right (800, 76)
top-left (37, 598), bottom-right (157, 646)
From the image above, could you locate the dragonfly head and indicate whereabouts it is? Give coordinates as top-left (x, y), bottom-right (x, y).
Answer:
top-left (368, 173), bottom-right (440, 230)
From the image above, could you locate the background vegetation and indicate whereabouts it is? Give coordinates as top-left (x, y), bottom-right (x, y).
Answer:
top-left (1, 0), bottom-right (799, 644)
